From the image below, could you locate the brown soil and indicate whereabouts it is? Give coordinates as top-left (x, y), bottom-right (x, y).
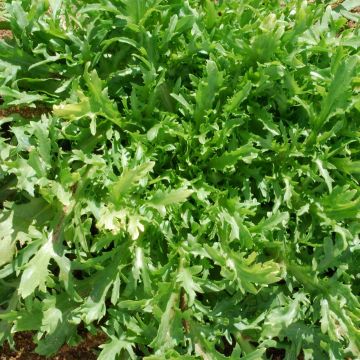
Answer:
top-left (348, 20), bottom-right (356, 28)
top-left (346, 6), bottom-right (360, 28)
top-left (0, 332), bottom-right (107, 360)
top-left (331, 1), bottom-right (360, 28)
top-left (0, 105), bottom-right (51, 119)
top-left (331, 0), bottom-right (343, 8)
top-left (0, 29), bottom-right (12, 39)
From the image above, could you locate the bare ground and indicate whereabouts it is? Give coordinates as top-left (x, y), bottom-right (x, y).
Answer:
top-left (0, 332), bottom-right (107, 360)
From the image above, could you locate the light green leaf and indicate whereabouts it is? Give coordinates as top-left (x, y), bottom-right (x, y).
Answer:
top-left (150, 291), bottom-right (179, 350)
top-left (250, 212), bottom-right (289, 233)
top-left (110, 161), bottom-right (155, 202)
top-left (332, 157), bottom-right (360, 174)
top-left (194, 60), bottom-right (223, 123)
top-left (81, 260), bottom-right (123, 323)
top-left (176, 267), bottom-right (203, 306)
top-left (18, 235), bottom-right (54, 298)
top-left (0, 212), bottom-right (16, 267)
top-left (209, 144), bottom-right (258, 170)
top-left (315, 159), bottom-right (333, 193)
top-left (225, 81), bottom-right (252, 113)
top-left (315, 56), bottom-right (357, 129)
top-left (150, 188), bottom-right (193, 206)
top-left (0, 86), bottom-right (45, 105)
top-left (98, 336), bottom-right (136, 360)
top-left (54, 67), bottom-right (122, 128)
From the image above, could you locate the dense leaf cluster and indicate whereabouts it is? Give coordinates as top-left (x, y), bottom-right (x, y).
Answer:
top-left (0, 0), bottom-right (359, 359)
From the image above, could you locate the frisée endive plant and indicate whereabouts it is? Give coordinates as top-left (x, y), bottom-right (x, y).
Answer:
top-left (0, 0), bottom-right (359, 359)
